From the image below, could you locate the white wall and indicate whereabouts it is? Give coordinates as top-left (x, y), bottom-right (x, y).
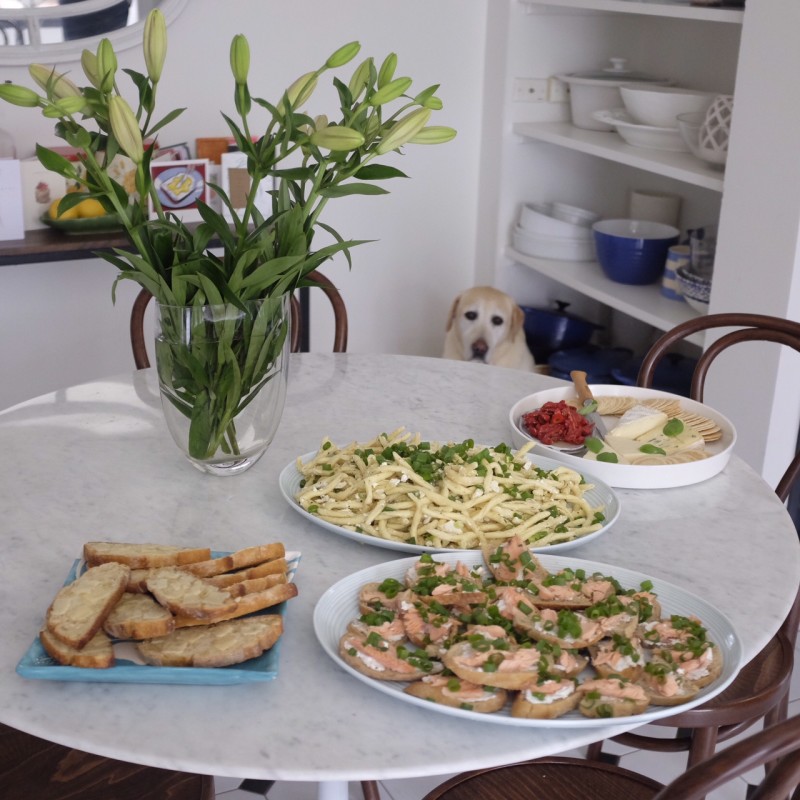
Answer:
top-left (0, 0), bottom-right (489, 409)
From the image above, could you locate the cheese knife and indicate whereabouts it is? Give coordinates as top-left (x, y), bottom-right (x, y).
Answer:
top-left (570, 370), bottom-right (609, 443)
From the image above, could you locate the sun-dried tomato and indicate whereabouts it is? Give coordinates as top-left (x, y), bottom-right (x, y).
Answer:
top-left (521, 400), bottom-right (594, 445)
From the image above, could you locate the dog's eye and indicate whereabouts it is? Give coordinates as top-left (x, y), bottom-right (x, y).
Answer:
top-left (464, 311), bottom-right (478, 321)
top-left (491, 315), bottom-right (504, 326)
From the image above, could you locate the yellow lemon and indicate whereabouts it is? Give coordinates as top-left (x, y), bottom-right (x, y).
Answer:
top-left (48, 197), bottom-right (79, 220)
top-left (76, 197), bottom-right (108, 219)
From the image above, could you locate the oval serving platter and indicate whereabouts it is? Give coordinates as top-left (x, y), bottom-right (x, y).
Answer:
top-left (313, 551), bottom-right (742, 728)
top-left (280, 449), bottom-right (621, 555)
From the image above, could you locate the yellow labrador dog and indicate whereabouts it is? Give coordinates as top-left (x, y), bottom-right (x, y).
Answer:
top-left (443, 286), bottom-right (537, 371)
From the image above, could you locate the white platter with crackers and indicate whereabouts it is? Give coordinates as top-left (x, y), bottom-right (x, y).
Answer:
top-left (313, 551), bottom-right (742, 728)
top-left (509, 386), bottom-right (736, 489)
top-left (16, 546), bottom-right (300, 685)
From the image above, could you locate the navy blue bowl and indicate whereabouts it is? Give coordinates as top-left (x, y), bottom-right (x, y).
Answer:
top-left (593, 219), bottom-right (680, 285)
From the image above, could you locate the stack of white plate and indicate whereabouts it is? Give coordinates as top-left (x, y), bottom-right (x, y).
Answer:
top-left (513, 202), bottom-right (598, 261)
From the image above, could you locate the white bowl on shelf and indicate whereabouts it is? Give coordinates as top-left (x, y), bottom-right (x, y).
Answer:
top-left (519, 202), bottom-right (593, 240)
top-left (551, 202), bottom-right (600, 227)
top-left (619, 85), bottom-right (717, 128)
top-left (593, 109), bottom-right (689, 152)
top-left (512, 226), bottom-right (596, 261)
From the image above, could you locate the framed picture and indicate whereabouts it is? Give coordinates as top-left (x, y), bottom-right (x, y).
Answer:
top-left (220, 151), bottom-right (273, 223)
top-left (149, 159), bottom-right (210, 222)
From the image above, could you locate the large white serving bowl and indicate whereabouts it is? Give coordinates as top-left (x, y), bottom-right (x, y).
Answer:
top-left (593, 109), bottom-right (689, 152)
top-left (508, 384), bottom-right (736, 489)
top-left (620, 85), bottom-right (717, 128)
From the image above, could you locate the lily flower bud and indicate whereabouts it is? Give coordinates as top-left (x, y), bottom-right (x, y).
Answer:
top-left (326, 41), bottom-right (360, 69)
top-left (376, 107), bottom-right (431, 154)
top-left (0, 83), bottom-right (40, 108)
top-left (29, 64), bottom-right (82, 103)
top-left (310, 125), bottom-right (365, 151)
top-left (409, 125), bottom-right (457, 145)
top-left (96, 38), bottom-right (118, 93)
top-left (81, 49), bottom-right (102, 89)
top-left (229, 34), bottom-right (250, 86)
top-left (313, 114), bottom-right (329, 130)
top-left (143, 8), bottom-right (167, 83)
top-left (279, 71), bottom-right (317, 113)
top-left (347, 58), bottom-right (373, 100)
top-left (109, 95), bottom-right (144, 164)
top-left (369, 76), bottom-right (412, 107)
top-left (377, 53), bottom-right (397, 88)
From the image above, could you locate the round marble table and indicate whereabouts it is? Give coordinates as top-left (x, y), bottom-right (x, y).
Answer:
top-left (1, 354), bottom-right (798, 798)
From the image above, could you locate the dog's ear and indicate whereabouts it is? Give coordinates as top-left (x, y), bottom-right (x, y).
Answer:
top-left (510, 303), bottom-right (525, 335)
top-left (445, 294), bottom-right (463, 331)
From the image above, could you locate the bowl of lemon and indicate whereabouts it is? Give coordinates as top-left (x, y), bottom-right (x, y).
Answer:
top-left (41, 193), bottom-right (122, 234)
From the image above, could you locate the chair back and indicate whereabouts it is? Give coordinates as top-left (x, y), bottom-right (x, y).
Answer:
top-left (130, 269), bottom-right (348, 369)
top-left (637, 313), bottom-right (800, 503)
top-left (654, 713), bottom-right (800, 800)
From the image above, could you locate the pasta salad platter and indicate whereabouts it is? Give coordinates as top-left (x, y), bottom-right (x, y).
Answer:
top-left (279, 429), bottom-right (621, 555)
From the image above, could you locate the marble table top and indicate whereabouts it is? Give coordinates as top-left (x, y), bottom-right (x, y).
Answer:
top-left (1, 353), bottom-right (798, 783)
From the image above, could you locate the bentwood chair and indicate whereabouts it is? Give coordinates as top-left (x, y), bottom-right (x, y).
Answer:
top-left (0, 722), bottom-right (214, 800)
top-left (130, 269), bottom-right (348, 369)
top-left (586, 312), bottom-right (800, 770)
top-left (421, 713), bottom-right (800, 800)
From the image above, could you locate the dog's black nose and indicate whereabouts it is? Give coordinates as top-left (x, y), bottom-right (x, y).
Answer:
top-left (471, 339), bottom-right (488, 358)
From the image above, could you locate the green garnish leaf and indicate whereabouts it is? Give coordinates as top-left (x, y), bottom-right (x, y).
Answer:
top-left (663, 418), bottom-right (685, 437)
top-left (584, 437), bottom-right (604, 454)
top-left (639, 443), bottom-right (666, 455)
top-left (597, 452), bottom-right (619, 463)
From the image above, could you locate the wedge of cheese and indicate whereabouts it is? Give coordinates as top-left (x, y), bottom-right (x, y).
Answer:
top-left (605, 404), bottom-right (704, 459)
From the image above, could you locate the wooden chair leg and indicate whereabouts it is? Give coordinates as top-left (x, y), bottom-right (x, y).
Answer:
top-left (688, 725), bottom-right (719, 769)
top-left (585, 740), bottom-right (605, 761)
top-left (361, 779), bottom-right (381, 800)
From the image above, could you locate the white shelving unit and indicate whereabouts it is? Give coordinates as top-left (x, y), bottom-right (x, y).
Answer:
top-left (486, 0), bottom-right (800, 485)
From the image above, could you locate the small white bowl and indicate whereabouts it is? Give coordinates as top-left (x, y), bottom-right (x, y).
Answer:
top-left (551, 202), bottom-right (600, 227)
top-left (619, 85), bottom-right (717, 128)
top-left (519, 203), bottom-right (594, 240)
top-left (512, 226), bottom-right (596, 262)
top-left (593, 109), bottom-right (689, 152)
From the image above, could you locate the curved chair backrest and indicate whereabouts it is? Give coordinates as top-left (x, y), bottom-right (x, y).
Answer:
top-left (130, 269), bottom-right (348, 370)
top-left (637, 312), bottom-right (800, 504)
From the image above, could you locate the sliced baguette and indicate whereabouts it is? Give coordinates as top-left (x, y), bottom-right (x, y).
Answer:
top-left (145, 567), bottom-right (237, 621)
top-left (45, 562), bottom-right (130, 649)
top-left (224, 573), bottom-right (287, 598)
top-left (172, 582), bottom-right (298, 628)
top-left (136, 614), bottom-right (283, 667)
top-left (84, 542), bottom-right (211, 569)
top-left (181, 544), bottom-right (286, 578)
top-left (103, 592), bottom-right (176, 640)
top-left (204, 558), bottom-right (288, 588)
top-left (40, 628), bottom-right (115, 669)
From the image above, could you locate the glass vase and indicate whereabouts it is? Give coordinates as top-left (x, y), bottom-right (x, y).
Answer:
top-left (154, 295), bottom-right (290, 476)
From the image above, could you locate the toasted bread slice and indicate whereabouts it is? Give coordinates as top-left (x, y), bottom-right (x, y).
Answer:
top-left (46, 562), bottom-right (130, 649)
top-left (224, 573), bottom-right (287, 598)
top-left (578, 677), bottom-right (650, 718)
top-left (511, 679), bottom-right (581, 719)
top-left (103, 592), bottom-right (176, 640)
top-left (405, 675), bottom-right (508, 713)
top-left (40, 628), bottom-right (115, 669)
top-left (172, 582), bottom-right (298, 628)
top-left (145, 567), bottom-right (237, 621)
top-left (136, 614), bottom-right (283, 667)
top-left (204, 558), bottom-right (288, 588)
top-left (84, 542), bottom-right (211, 569)
top-left (182, 544), bottom-right (286, 578)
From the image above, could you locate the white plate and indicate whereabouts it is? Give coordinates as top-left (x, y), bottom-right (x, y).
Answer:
top-left (508, 385), bottom-right (736, 489)
top-left (279, 450), bottom-right (621, 554)
top-left (593, 109), bottom-right (689, 152)
top-left (313, 552), bottom-right (742, 728)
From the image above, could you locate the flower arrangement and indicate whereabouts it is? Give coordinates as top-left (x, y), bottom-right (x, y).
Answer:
top-left (0, 9), bottom-right (455, 472)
